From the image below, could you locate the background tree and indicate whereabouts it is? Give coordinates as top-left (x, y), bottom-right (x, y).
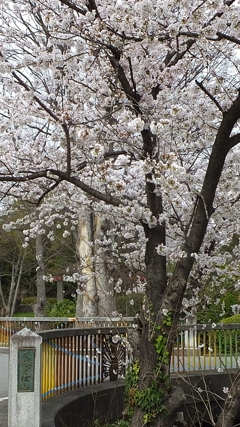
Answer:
top-left (0, 1), bottom-right (240, 426)
top-left (76, 209), bottom-right (115, 317)
top-left (0, 203), bottom-right (77, 316)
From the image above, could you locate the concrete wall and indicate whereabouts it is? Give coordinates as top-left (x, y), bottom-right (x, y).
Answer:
top-left (172, 371), bottom-right (240, 426)
top-left (42, 381), bottom-right (125, 427)
top-left (41, 372), bottom-right (240, 427)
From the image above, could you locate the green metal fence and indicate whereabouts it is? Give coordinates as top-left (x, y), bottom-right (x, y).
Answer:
top-left (172, 323), bottom-right (240, 372)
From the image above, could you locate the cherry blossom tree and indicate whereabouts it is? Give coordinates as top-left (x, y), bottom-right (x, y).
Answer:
top-left (0, 1), bottom-right (240, 425)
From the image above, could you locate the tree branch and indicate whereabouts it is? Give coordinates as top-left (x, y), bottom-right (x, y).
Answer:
top-left (128, 56), bottom-right (137, 97)
top-left (86, 0), bottom-right (101, 18)
top-left (58, 0), bottom-right (87, 15)
top-left (196, 80), bottom-right (223, 113)
top-left (108, 54), bottom-right (141, 114)
top-left (49, 170), bottom-right (121, 206)
top-left (162, 90), bottom-right (240, 315)
top-left (0, 277), bottom-right (7, 311)
top-left (216, 31), bottom-right (240, 45)
top-left (62, 124), bottom-right (71, 176)
top-left (0, 170), bottom-right (49, 181)
top-left (36, 178), bottom-right (63, 206)
top-left (0, 167), bottom-right (122, 206)
top-left (12, 71), bottom-right (59, 122)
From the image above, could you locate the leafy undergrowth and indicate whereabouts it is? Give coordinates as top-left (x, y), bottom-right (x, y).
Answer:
top-left (92, 420), bottom-right (129, 427)
top-left (13, 312), bottom-right (34, 317)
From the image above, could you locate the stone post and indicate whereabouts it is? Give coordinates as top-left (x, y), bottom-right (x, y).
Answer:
top-left (8, 327), bottom-right (42, 427)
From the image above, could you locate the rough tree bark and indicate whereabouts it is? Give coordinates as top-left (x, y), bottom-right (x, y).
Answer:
top-left (76, 209), bottom-right (114, 317)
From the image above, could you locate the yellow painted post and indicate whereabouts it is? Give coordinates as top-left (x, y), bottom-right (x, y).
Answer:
top-left (41, 340), bottom-right (56, 400)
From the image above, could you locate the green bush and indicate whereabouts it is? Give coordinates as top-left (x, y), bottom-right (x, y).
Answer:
top-left (222, 314), bottom-right (240, 324)
top-left (197, 291), bottom-right (240, 324)
top-left (46, 299), bottom-right (76, 317)
top-left (216, 314), bottom-right (240, 355)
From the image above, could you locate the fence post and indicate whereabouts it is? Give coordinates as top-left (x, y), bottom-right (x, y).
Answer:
top-left (8, 327), bottom-right (42, 427)
top-left (184, 313), bottom-right (197, 355)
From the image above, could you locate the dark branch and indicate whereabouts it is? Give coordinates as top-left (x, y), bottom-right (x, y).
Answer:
top-left (165, 38), bottom-right (195, 67)
top-left (37, 178), bottom-right (63, 206)
top-left (62, 124), bottom-right (71, 176)
top-left (205, 0), bottom-right (236, 26)
top-left (87, 0), bottom-right (100, 18)
top-left (12, 71), bottom-right (59, 121)
top-left (128, 56), bottom-right (137, 96)
top-left (108, 55), bottom-right (141, 114)
top-left (0, 167), bottom-right (122, 206)
top-left (58, 0), bottom-right (87, 14)
top-left (0, 170), bottom-right (48, 181)
top-left (196, 80), bottom-right (223, 113)
top-left (104, 150), bottom-right (128, 159)
top-left (49, 170), bottom-right (121, 206)
top-left (216, 31), bottom-right (240, 45)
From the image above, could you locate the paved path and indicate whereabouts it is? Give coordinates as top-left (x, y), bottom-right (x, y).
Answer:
top-left (0, 349), bottom-right (8, 427)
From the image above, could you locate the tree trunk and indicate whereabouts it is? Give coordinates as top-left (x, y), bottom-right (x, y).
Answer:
top-left (94, 214), bottom-right (114, 316)
top-left (128, 94), bottom-right (240, 426)
top-left (76, 209), bottom-right (114, 317)
top-left (6, 263), bottom-right (18, 316)
top-left (3, 251), bottom-right (26, 317)
top-left (76, 209), bottom-right (98, 317)
top-left (0, 277), bottom-right (7, 315)
top-left (34, 233), bottom-right (46, 317)
top-left (10, 250), bottom-right (26, 316)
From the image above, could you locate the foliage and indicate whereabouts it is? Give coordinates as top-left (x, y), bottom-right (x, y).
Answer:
top-left (124, 326), bottom-right (170, 425)
top-left (92, 421), bottom-right (130, 427)
top-left (46, 299), bottom-right (76, 317)
top-left (13, 312), bottom-right (34, 317)
top-left (213, 314), bottom-right (240, 356)
top-left (197, 288), bottom-right (240, 324)
top-left (21, 296), bottom-right (37, 305)
top-left (222, 314), bottom-right (240, 324)
top-left (0, 201), bottom-right (77, 316)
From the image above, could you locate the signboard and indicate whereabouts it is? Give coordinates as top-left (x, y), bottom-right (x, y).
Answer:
top-left (18, 348), bottom-right (35, 392)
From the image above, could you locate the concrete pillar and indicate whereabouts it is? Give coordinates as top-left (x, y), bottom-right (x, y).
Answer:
top-left (8, 327), bottom-right (42, 427)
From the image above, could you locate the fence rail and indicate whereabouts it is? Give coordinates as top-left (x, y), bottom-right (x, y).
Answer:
top-left (0, 316), bottom-right (134, 347)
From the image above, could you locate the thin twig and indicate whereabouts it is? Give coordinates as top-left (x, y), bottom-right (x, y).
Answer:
top-left (37, 179), bottom-right (63, 206)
